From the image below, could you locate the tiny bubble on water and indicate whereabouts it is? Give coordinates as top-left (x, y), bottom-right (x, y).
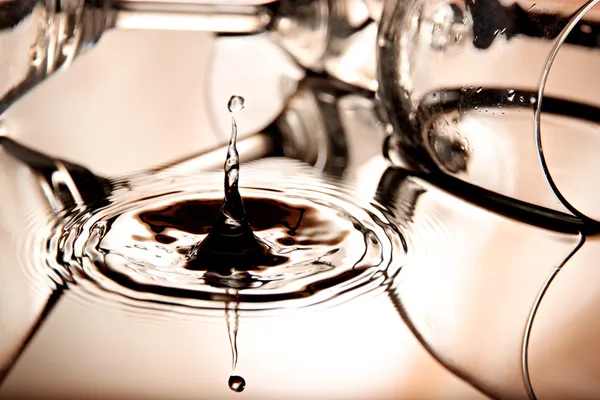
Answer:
top-left (229, 375), bottom-right (246, 392)
top-left (228, 96), bottom-right (246, 113)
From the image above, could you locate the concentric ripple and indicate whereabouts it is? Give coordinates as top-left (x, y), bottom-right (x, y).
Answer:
top-left (42, 159), bottom-right (406, 315)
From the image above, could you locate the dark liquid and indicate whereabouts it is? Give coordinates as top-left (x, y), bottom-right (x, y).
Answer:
top-left (136, 198), bottom-right (347, 274)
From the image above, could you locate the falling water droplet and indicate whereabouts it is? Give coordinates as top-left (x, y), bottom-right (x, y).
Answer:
top-left (228, 96), bottom-right (246, 113)
top-left (528, 3), bottom-right (536, 11)
top-left (476, 87), bottom-right (483, 93)
top-left (229, 375), bottom-right (246, 393)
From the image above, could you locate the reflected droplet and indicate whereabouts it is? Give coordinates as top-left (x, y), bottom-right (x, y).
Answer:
top-left (228, 96), bottom-right (246, 113)
top-left (507, 89), bottom-right (516, 102)
top-left (229, 375), bottom-right (246, 393)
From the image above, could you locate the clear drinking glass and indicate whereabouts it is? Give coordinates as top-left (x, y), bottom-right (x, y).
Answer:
top-left (377, 0), bottom-right (600, 398)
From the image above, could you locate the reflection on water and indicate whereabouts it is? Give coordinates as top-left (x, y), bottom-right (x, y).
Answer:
top-left (1, 147), bottom-right (597, 399)
top-left (2, 85), bottom-right (600, 399)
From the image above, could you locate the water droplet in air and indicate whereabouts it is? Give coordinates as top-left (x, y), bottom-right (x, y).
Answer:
top-left (229, 375), bottom-right (246, 392)
top-left (228, 96), bottom-right (246, 113)
top-left (476, 87), bottom-right (483, 93)
top-left (528, 3), bottom-right (536, 10)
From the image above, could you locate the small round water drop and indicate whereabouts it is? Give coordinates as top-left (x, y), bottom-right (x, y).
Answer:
top-left (228, 96), bottom-right (246, 113)
top-left (229, 375), bottom-right (246, 393)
